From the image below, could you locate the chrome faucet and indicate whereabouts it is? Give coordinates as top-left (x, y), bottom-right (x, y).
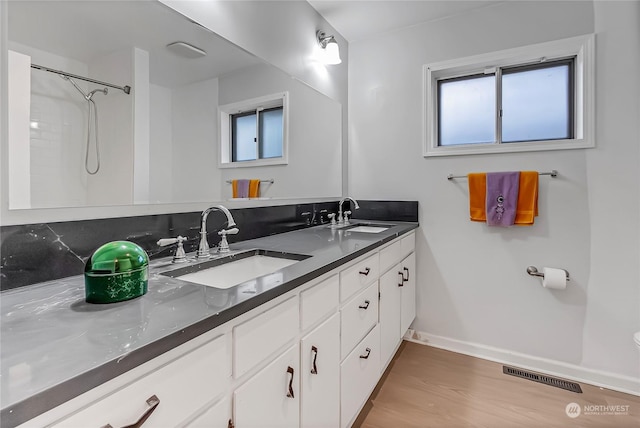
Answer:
top-left (197, 205), bottom-right (237, 258)
top-left (338, 197), bottom-right (360, 225)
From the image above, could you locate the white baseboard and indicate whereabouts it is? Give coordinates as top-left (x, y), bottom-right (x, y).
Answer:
top-left (403, 329), bottom-right (640, 397)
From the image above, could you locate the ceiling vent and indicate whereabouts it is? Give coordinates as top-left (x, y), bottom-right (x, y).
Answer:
top-left (166, 42), bottom-right (207, 58)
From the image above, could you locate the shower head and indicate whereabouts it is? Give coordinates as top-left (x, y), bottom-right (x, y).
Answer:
top-left (88, 87), bottom-right (108, 100)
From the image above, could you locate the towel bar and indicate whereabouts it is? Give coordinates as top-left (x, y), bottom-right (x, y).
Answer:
top-left (225, 179), bottom-right (274, 184)
top-left (447, 170), bottom-right (558, 180)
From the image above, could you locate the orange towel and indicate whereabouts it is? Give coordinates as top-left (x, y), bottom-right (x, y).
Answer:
top-left (468, 173), bottom-right (487, 222)
top-left (232, 180), bottom-right (239, 198)
top-left (248, 179), bottom-right (260, 198)
top-left (515, 171), bottom-right (539, 225)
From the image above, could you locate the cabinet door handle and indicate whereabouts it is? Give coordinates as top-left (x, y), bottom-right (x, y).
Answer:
top-left (286, 366), bottom-right (295, 398)
top-left (403, 267), bottom-right (410, 282)
top-left (358, 300), bottom-right (370, 310)
top-left (311, 346), bottom-right (318, 375)
top-left (359, 347), bottom-right (372, 359)
top-left (398, 271), bottom-right (404, 287)
top-left (101, 395), bottom-right (160, 428)
top-left (359, 267), bottom-right (371, 276)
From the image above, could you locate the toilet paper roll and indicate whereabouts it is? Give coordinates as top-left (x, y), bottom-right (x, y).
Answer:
top-left (542, 267), bottom-right (567, 290)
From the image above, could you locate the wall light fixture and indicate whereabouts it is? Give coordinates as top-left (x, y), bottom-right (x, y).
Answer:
top-left (316, 30), bottom-right (341, 65)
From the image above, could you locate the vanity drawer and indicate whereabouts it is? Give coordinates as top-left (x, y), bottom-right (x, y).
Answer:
top-left (300, 274), bottom-right (339, 331)
top-left (340, 253), bottom-right (379, 303)
top-left (53, 333), bottom-right (231, 428)
top-left (401, 232), bottom-right (415, 257)
top-left (233, 296), bottom-right (299, 378)
top-left (340, 325), bottom-right (380, 428)
top-left (340, 282), bottom-right (379, 360)
top-left (379, 240), bottom-right (402, 274)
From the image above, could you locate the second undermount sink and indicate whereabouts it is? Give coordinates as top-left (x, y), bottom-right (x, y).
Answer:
top-left (160, 249), bottom-right (310, 289)
top-left (345, 223), bottom-right (392, 233)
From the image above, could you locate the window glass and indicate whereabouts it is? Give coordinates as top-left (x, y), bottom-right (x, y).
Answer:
top-left (438, 75), bottom-right (495, 146)
top-left (502, 63), bottom-right (572, 142)
top-left (232, 113), bottom-right (257, 162)
top-left (259, 108), bottom-right (284, 158)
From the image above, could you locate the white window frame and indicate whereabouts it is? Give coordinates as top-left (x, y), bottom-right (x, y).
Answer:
top-left (219, 92), bottom-right (289, 168)
top-left (423, 34), bottom-right (595, 157)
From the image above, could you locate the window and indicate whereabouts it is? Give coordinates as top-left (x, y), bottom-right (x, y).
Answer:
top-left (424, 35), bottom-right (594, 157)
top-left (220, 92), bottom-right (288, 167)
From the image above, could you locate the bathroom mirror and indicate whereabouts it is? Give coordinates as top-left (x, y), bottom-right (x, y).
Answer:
top-left (5, 0), bottom-right (342, 210)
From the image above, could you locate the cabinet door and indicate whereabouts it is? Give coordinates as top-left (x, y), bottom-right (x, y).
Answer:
top-left (300, 313), bottom-right (340, 428)
top-left (340, 325), bottom-right (380, 428)
top-left (400, 252), bottom-right (416, 335)
top-left (185, 396), bottom-right (230, 428)
top-left (379, 263), bottom-right (402, 369)
top-left (233, 344), bottom-right (299, 428)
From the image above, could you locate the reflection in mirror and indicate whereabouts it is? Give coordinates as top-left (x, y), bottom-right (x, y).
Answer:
top-left (6, 0), bottom-right (342, 210)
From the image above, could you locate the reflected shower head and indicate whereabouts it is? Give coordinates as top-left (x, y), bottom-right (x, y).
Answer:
top-left (88, 87), bottom-right (108, 100)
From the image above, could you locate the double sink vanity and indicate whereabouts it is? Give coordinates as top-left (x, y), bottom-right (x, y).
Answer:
top-left (1, 217), bottom-right (417, 428)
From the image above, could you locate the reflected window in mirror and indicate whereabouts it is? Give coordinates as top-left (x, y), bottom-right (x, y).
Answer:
top-left (220, 92), bottom-right (289, 168)
top-left (231, 106), bottom-right (283, 162)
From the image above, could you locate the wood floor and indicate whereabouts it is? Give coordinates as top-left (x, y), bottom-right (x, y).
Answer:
top-left (354, 341), bottom-right (640, 428)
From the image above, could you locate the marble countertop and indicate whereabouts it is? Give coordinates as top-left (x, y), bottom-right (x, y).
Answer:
top-left (1, 220), bottom-right (418, 426)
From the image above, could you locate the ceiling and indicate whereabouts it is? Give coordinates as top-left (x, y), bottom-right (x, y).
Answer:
top-left (308, 0), bottom-right (504, 42)
top-left (8, 0), bottom-right (262, 88)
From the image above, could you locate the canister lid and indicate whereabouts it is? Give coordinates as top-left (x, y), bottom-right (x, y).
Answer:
top-left (85, 241), bottom-right (149, 275)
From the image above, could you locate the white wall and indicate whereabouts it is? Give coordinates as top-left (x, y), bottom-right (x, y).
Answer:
top-left (218, 63), bottom-right (342, 199)
top-left (171, 78), bottom-right (222, 203)
top-left (349, 0), bottom-right (640, 393)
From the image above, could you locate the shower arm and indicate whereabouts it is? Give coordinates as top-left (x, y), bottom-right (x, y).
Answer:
top-left (31, 63), bottom-right (131, 95)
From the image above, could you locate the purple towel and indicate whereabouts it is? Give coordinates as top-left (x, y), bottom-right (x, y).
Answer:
top-left (236, 179), bottom-right (250, 198)
top-left (486, 172), bottom-right (520, 226)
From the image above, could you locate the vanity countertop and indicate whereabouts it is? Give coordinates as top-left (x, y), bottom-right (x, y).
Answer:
top-left (1, 220), bottom-right (418, 426)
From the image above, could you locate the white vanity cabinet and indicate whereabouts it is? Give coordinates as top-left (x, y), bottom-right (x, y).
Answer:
top-left (18, 230), bottom-right (417, 428)
top-left (337, 230), bottom-right (416, 427)
top-left (378, 233), bottom-right (416, 371)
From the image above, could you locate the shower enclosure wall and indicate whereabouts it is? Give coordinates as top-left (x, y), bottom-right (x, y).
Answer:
top-left (7, 42), bottom-right (137, 209)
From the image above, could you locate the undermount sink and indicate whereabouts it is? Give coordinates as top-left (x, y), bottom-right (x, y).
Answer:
top-left (344, 223), bottom-right (392, 233)
top-left (160, 249), bottom-right (310, 289)
top-left (347, 225), bottom-right (389, 233)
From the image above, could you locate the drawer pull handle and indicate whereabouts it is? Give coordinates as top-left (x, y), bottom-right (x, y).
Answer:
top-left (398, 271), bottom-right (404, 287)
top-left (359, 347), bottom-right (372, 359)
top-left (358, 300), bottom-right (370, 310)
top-left (403, 267), bottom-right (410, 282)
top-left (286, 366), bottom-right (295, 398)
top-left (359, 267), bottom-right (371, 276)
top-left (311, 346), bottom-right (318, 374)
top-left (101, 395), bottom-right (160, 428)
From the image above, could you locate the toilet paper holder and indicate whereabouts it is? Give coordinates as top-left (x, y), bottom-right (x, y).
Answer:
top-left (526, 266), bottom-right (570, 281)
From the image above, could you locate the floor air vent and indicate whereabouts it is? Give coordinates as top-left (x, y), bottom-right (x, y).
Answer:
top-left (503, 366), bottom-right (583, 393)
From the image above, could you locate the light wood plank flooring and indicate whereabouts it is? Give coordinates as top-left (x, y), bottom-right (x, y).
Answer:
top-left (355, 341), bottom-right (640, 428)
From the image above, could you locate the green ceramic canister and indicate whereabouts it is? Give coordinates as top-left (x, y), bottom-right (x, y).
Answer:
top-left (84, 241), bottom-right (149, 304)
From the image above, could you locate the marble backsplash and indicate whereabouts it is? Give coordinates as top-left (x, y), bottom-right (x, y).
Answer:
top-left (1, 200), bottom-right (418, 290)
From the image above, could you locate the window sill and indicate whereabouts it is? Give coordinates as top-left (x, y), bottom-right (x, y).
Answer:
top-left (219, 158), bottom-right (288, 168)
top-left (423, 138), bottom-right (594, 157)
